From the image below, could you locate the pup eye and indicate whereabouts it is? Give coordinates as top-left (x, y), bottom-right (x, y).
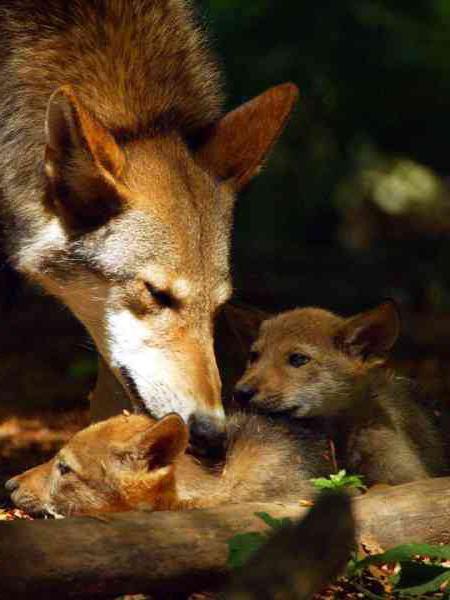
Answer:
top-left (57, 461), bottom-right (72, 476)
top-left (249, 351), bottom-right (260, 364)
top-left (145, 282), bottom-right (176, 309)
top-left (288, 353), bottom-right (310, 368)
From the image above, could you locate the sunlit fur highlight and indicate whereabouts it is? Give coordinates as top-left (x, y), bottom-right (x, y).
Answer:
top-left (8, 412), bottom-right (332, 516)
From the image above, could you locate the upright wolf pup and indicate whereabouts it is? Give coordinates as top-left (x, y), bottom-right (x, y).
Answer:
top-left (6, 412), bottom-right (332, 516)
top-left (0, 1), bottom-right (298, 435)
top-left (235, 302), bottom-right (446, 485)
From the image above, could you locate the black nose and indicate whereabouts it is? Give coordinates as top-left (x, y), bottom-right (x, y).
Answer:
top-left (4, 477), bottom-right (19, 493)
top-left (234, 384), bottom-right (257, 405)
top-left (189, 413), bottom-right (226, 458)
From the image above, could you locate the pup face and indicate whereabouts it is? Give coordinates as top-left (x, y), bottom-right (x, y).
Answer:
top-left (235, 303), bottom-right (399, 418)
top-left (5, 414), bottom-right (189, 517)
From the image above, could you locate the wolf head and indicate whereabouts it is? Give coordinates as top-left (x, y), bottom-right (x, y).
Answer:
top-left (21, 83), bottom-right (298, 430)
top-left (235, 302), bottom-right (400, 417)
top-left (6, 413), bottom-right (189, 516)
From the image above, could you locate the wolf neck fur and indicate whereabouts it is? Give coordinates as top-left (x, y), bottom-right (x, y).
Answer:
top-left (339, 367), bottom-right (402, 418)
top-left (327, 368), bottom-right (419, 462)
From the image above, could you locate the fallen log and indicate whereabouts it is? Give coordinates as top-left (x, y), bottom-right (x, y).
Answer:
top-left (1, 477), bottom-right (450, 598)
top-left (225, 491), bottom-right (355, 600)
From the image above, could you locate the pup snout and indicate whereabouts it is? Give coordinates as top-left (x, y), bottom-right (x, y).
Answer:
top-left (4, 477), bottom-right (20, 493)
top-left (234, 384), bottom-right (257, 405)
top-left (189, 413), bottom-right (226, 457)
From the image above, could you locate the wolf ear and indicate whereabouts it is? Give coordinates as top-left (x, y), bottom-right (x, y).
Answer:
top-left (139, 414), bottom-right (189, 468)
top-left (195, 83), bottom-right (299, 191)
top-left (44, 85), bottom-right (126, 230)
top-left (336, 301), bottom-right (400, 359)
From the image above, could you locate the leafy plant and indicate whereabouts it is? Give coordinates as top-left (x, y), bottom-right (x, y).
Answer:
top-left (227, 512), bottom-right (292, 569)
top-left (227, 531), bottom-right (268, 569)
top-left (227, 505), bottom-right (450, 598)
top-left (350, 543), bottom-right (450, 597)
top-left (68, 357), bottom-right (98, 380)
top-left (255, 511), bottom-right (292, 531)
top-left (311, 469), bottom-right (366, 492)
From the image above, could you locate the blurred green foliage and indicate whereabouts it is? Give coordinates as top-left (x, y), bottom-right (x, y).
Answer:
top-left (311, 470), bottom-right (366, 492)
top-left (67, 357), bottom-right (98, 381)
top-left (201, 0), bottom-right (450, 314)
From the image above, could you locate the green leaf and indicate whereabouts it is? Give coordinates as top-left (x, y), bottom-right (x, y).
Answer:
top-left (227, 532), bottom-right (267, 569)
top-left (394, 561), bottom-right (449, 593)
top-left (352, 543), bottom-right (450, 572)
top-left (397, 570), bottom-right (450, 597)
top-left (310, 477), bottom-right (336, 489)
top-left (226, 511), bottom-right (292, 569)
top-left (331, 469), bottom-right (347, 481)
top-left (311, 470), bottom-right (366, 491)
top-left (255, 511), bottom-right (292, 530)
top-left (68, 358), bottom-right (97, 380)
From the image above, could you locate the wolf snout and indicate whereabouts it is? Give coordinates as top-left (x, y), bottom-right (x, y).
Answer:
top-left (234, 384), bottom-right (257, 405)
top-left (188, 413), bottom-right (226, 458)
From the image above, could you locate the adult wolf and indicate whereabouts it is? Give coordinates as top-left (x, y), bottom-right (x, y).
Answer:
top-left (0, 0), bottom-right (297, 437)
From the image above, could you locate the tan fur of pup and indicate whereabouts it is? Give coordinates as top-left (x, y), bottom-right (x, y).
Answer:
top-left (235, 302), bottom-right (446, 485)
top-left (6, 412), bottom-right (332, 517)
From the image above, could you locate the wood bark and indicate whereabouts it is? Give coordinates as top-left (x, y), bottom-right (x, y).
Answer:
top-left (1, 477), bottom-right (450, 599)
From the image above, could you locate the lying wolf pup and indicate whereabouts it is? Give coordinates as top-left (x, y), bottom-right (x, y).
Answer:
top-left (235, 301), bottom-right (446, 485)
top-left (6, 412), bottom-right (332, 516)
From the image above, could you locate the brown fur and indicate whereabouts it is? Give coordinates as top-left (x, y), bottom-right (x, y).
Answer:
top-left (0, 1), bottom-right (298, 423)
top-left (236, 302), bottom-right (446, 485)
top-left (7, 412), bottom-right (332, 516)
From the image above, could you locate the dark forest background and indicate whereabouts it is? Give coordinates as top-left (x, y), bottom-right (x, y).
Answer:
top-left (202, 0), bottom-right (450, 316)
top-left (3, 0), bottom-right (450, 412)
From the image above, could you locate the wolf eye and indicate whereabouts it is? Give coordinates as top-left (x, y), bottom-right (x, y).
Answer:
top-left (288, 353), bottom-right (310, 368)
top-left (57, 461), bottom-right (72, 476)
top-left (145, 282), bottom-right (176, 309)
top-left (249, 351), bottom-right (260, 364)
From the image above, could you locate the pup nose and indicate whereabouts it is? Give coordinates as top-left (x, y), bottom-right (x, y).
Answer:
top-left (189, 413), bottom-right (226, 457)
top-left (4, 477), bottom-right (19, 492)
top-left (234, 384), bottom-right (257, 404)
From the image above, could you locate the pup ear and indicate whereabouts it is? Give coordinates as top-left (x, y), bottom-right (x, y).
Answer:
top-left (44, 85), bottom-right (126, 230)
top-left (336, 301), bottom-right (400, 359)
top-left (195, 83), bottom-right (299, 191)
top-left (140, 414), bottom-right (189, 468)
